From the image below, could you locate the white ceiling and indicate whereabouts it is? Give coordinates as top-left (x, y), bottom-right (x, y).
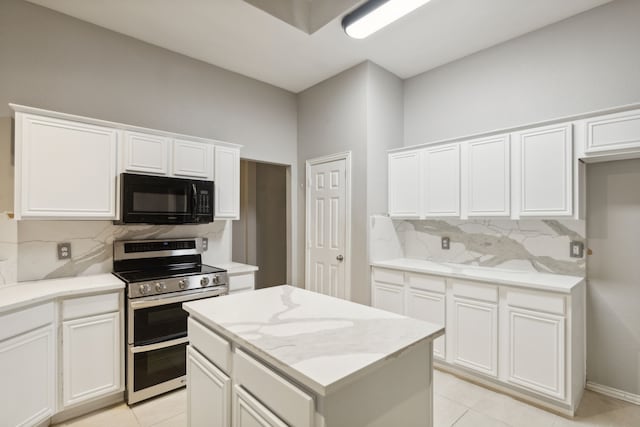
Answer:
top-left (26, 0), bottom-right (611, 93)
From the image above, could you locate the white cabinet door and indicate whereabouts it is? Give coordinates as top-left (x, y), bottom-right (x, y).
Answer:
top-left (232, 385), bottom-right (287, 427)
top-left (16, 113), bottom-right (118, 219)
top-left (173, 139), bottom-right (214, 180)
top-left (371, 282), bottom-right (405, 315)
top-left (123, 131), bottom-right (170, 175)
top-left (62, 312), bottom-right (121, 407)
top-left (451, 297), bottom-right (498, 377)
top-left (406, 288), bottom-right (446, 359)
top-left (506, 307), bottom-right (565, 400)
top-left (0, 325), bottom-right (55, 427)
top-left (215, 146), bottom-right (240, 219)
top-left (583, 109), bottom-right (640, 154)
top-left (422, 144), bottom-right (460, 217)
top-left (388, 150), bottom-right (421, 218)
top-left (462, 134), bottom-right (510, 217)
top-left (188, 346), bottom-right (231, 427)
top-left (513, 124), bottom-right (573, 217)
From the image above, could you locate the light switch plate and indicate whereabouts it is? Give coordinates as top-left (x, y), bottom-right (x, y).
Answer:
top-left (441, 237), bottom-right (450, 250)
top-left (570, 241), bottom-right (584, 258)
top-left (202, 238), bottom-right (208, 251)
top-left (57, 242), bottom-right (72, 260)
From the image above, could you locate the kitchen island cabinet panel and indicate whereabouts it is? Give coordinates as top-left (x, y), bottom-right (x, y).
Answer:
top-left (184, 286), bottom-right (443, 427)
top-left (187, 346), bottom-right (231, 427)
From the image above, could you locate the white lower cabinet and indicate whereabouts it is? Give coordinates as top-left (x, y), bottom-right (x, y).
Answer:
top-left (370, 266), bottom-right (584, 414)
top-left (188, 324), bottom-right (313, 427)
top-left (62, 311), bottom-right (121, 407)
top-left (232, 385), bottom-right (287, 427)
top-left (406, 288), bottom-right (445, 359)
top-left (0, 325), bottom-right (55, 427)
top-left (187, 346), bottom-right (231, 427)
top-left (451, 297), bottom-right (498, 377)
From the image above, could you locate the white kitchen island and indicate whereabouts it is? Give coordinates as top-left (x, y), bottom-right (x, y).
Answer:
top-left (183, 285), bottom-right (444, 427)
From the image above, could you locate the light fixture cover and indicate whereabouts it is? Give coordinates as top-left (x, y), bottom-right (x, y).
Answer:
top-left (342, 0), bottom-right (432, 39)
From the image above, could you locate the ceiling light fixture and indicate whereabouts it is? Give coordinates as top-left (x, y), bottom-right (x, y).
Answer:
top-left (342, 0), bottom-right (432, 39)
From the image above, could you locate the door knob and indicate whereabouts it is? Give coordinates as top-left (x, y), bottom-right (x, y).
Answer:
top-left (336, 255), bottom-right (344, 261)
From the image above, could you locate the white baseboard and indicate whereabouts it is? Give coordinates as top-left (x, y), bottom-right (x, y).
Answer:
top-left (586, 381), bottom-right (640, 406)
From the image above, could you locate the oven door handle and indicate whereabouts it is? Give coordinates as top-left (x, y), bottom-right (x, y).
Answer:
top-left (131, 337), bottom-right (189, 354)
top-left (129, 287), bottom-right (228, 309)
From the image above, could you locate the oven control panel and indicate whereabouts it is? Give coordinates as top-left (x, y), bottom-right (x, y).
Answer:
top-left (129, 272), bottom-right (229, 298)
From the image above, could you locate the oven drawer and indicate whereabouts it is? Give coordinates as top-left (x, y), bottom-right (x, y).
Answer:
top-left (63, 292), bottom-right (120, 320)
top-left (188, 318), bottom-right (231, 373)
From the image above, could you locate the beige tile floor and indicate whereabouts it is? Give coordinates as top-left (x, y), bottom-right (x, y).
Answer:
top-left (54, 369), bottom-right (640, 427)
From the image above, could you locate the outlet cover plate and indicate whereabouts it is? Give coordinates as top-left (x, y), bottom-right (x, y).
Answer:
top-left (441, 237), bottom-right (450, 250)
top-left (202, 238), bottom-right (208, 251)
top-left (570, 241), bottom-right (584, 258)
top-left (57, 243), bottom-right (72, 260)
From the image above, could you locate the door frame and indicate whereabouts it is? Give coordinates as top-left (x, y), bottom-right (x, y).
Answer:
top-left (305, 151), bottom-right (352, 300)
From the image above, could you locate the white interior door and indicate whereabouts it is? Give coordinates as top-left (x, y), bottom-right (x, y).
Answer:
top-left (306, 156), bottom-right (348, 299)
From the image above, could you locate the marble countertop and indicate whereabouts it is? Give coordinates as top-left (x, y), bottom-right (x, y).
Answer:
top-left (371, 258), bottom-right (584, 293)
top-left (184, 285), bottom-right (443, 396)
top-left (0, 274), bottom-right (125, 313)
top-left (216, 262), bottom-right (259, 275)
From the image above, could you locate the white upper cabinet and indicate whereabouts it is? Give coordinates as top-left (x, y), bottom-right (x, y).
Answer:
top-left (122, 131), bottom-right (170, 175)
top-left (15, 112), bottom-right (119, 220)
top-left (388, 150), bottom-right (422, 218)
top-left (462, 134), bottom-right (510, 218)
top-left (172, 139), bottom-right (214, 180)
top-left (512, 124), bottom-right (573, 217)
top-left (583, 109), bottom-right (640, 154)
top-left (214, 145), bottom-right (240, 219)
top-left (422, 144), bottom-right (460, 217)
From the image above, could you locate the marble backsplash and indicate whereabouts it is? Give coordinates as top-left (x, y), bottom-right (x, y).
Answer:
top-left (8, 219), bottom-right (231, 283)
top-left (370, 215), bottom-right (586, 276)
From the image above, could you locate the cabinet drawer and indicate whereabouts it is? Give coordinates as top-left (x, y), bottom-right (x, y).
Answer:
top-left (506, 290), bottom-right (565, 315)
top-left (229, 273), bottom-right (254, 293)
top-left (407, 273), bottom-right (445, 293)
top-left (0, 302), bottom-right (54, 342)
top-left (188, 318), bottom-right (231, 373)
top-left (372, 267), bottom-right (404, 285)
top-left (452, 280), bottom-right (498, 303)
top-left (233, 349), bottom-right (314, 427)
top-left (62, 292), bottom-right (120, 320)
top-left (585, 109), bottom-right (640, 153)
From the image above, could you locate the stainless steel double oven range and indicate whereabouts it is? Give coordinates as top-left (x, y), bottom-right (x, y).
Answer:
top-left (112, 238), bottom-right (228, 404)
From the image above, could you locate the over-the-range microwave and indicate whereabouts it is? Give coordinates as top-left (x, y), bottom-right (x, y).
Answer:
top-left (117, 173), bottom-right (214, 224)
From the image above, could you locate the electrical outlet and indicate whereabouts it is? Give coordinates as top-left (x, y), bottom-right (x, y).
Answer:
top-left (202, 238), bottom-right (208, 251)
top-left (57, 242), bottom-right (72, 260)
top-left (441, 237), bottom-right (450, 250)
top-left (570, 241), bottom-right (584, 258)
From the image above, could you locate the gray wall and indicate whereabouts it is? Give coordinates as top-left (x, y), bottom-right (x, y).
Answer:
top-left (297, 62), bottom-right (403, 304)
top-left (404, 0), bottom-right (640, 146)
top-left (0, 0), bottom-right (297, 166)
top-left (366, 63), bottom-right (404, 217)
top-left (0, 0), bottom-right (300, 282)
top-left (297, 62), bottom-right (369, 303)
top-left (587, 159), bottom-right (640, 395)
